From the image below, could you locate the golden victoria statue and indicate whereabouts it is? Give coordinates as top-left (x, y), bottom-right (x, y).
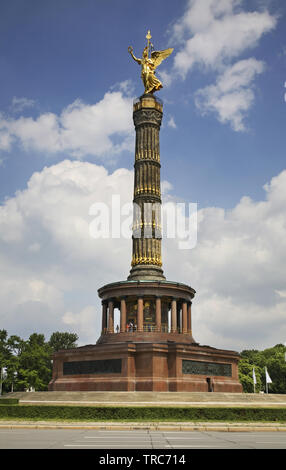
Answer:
top-left (128, 30), bottom-right (173, 94)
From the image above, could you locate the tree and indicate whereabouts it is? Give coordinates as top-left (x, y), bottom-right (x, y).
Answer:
top-left (0, 330), bottom-right (12, 395)
top-left (4, 335), bottom-right (25, 392)
top-left (261, 344), bottom-right (286, 394)
top-left (48, 332), bottom-right (78, 352)
top-left (0, 331), bottom-right (80, 393)
top-left (7, 335), bottom-right (25, 356)
top-left (17, 333), bottom-right (52, 391)
top-left (239, 344), bottom-right (286, 393)
top-left (238, 358), bottom-right (262, 393)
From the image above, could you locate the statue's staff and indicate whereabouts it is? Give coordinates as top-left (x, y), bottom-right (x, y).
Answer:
top-left (146, 30), bottom-right (153, 58)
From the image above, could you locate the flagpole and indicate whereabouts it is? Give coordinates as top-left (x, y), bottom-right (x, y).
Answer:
top-left (252, 367), bottom-right (256, 393)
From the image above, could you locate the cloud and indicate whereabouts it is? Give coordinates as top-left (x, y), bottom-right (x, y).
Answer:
top-left (62, 306), bottom-right (98, 341)
top-left (0, 88), bottom-right (134, 159)
top-left (164, 169), bottom-right (286, 350)
top-left (171, 0), bottom-right (277, 77)
top-left (194, 58), bottom-right (265, 131)
top-left (0, 160), bottom-right (133, 343)
top-left (1, 160), bottom-right (286, 350)
top-left (161, 0), bottom-right (277, 131)
top-left (167, 116), bottom-right (177, 129)
top-left (157, 69), bottom-right (173, 89)
top-left (11, 97), bottom-right (36, 113)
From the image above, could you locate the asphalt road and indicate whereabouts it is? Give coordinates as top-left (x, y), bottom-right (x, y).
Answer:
top-left (0, 429), bottom-right (285, 449)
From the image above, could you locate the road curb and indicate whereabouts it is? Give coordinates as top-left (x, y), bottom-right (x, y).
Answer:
top-left (0, 421), bottom-right (286, 431)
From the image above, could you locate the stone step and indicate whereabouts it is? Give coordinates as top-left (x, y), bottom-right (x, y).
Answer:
top-left (3, 391), bottom-right (286, 407)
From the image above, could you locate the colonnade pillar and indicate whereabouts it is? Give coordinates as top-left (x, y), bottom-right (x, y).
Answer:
top-left (155, 296), bottom-right (161, 332)
top-left (101, 301), bottom-right (107, 333)
top-left (137, 297), bottom-right (144, 332)
top-left (101, 296), bottom-right (192, 336)
top-left (108, 299), bottom-right (114, 333)
top-left (120, 297), bottom-right (126, 333)
top-left (171, 298), bottom-right (177, 333)
top-left (182, 301), bottom-right (188, 334)
top-left (188, 302), bottom-right (192, 334)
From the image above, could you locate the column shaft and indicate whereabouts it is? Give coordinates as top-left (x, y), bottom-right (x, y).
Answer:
top-left (137, 297), bottom-right (144, 332)
top-left (108, 300), bottom-right (114, 333)
top-left (187, 302), bottom-right (192, 333)
top-left (120, 298), bottom-right (126, 333)
top-left (101, 302), bottom-right (107, 334)
top-left (155, 297), bottom-right (161, 332)
top-left (171, 299), bottom-right (177, 333)
top-left (182, 301), bottom-right (188, 334)
top-left (177, 304), bottom-right (181, 333)
top-left (129, 94), bottom-right (165, 281)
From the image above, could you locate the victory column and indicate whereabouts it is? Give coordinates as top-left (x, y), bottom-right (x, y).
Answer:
top-left (49, 32), bottom-right (242, 393)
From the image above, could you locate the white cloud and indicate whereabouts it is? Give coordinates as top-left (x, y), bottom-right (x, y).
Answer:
top-left (62, 306), bottom-right (98, 340)
top-left (0, 160), bottom-right (133, 343)
top-left (167, 116), bottom-right (177, 129)
top-left (11, 96), bottom-right (36, 113)
top-left (171, 0), bottom-right (277, 77)
top-left (157, 69), bottom-right (173, 89)
top-left (164, 169), bottom-right (286, 349)
top-left (0, 128), bottom-right (13, 151)
top-left (0, 88), bottom-right (134, 159)
top-left (162, 0), bottom-right (277, 131)
top-left (1, 160), bottom-right (286, 350)
top-left (195, 58), bottom-right (265, 131)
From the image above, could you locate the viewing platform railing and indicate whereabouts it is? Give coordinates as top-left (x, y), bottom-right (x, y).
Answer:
top-left (102, 325), bottom-right (185, 334)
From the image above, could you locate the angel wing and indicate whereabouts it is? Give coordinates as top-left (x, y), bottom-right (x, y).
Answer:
top-left (151, 48), bottom-right (174, 69)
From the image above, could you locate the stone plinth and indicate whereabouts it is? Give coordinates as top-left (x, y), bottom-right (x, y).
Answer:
top-left (49, 342), bottom-right (242, 393)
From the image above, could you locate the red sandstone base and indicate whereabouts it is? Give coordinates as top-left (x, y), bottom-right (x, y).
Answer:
top-left (49, 341), bottom-right (242, 393)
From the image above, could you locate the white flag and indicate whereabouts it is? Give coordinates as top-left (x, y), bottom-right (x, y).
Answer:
top-left (265, 367), bottom-right (272, 384)
top-left (252, 367), bottom-right (257, 384)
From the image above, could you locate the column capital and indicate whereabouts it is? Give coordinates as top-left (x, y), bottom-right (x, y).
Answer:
top-left (133, 107), bottom-right (163, 128)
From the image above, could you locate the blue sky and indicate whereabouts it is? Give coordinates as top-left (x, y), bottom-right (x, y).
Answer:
top-left (1, 0), bottom-right (285, 207)
top-left (0, 0), bottom-right (286, 350)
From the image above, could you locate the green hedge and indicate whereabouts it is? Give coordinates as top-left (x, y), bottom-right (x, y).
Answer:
top-left (0, 405), bottom-right (285, 422)
top-left (0, 398), bottom-right (19, 405)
